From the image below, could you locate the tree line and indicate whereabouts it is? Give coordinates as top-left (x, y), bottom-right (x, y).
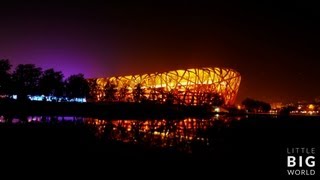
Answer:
top-left (0, 59), bottom-right (89, 101)
top-left (88, 79), bottom-right (225, 106)
top-left (0, 58), bottom-right (226, 106)
top-left (242, 98), bottom-right (271, 113)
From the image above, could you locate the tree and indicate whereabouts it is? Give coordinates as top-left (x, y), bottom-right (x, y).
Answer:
top-left (206, 92), bottom-right (225, 106)
top-left (212, 93), bottom-right (225, 106)
top-left (12, 64), bottom-right (42, 100)
top-left (165, 91), bottom-right (175, 105)
top-left (119, 84), bottom-right (129, 102)
top-left (157, 88), bottom-right (166, 103)
top-left (65, 74), bottom-right (89, 99)
top-left (279, 106), bottom-right (296, 115)
top-left (0, 59), bottom-right (12, 95)
top-left (87, 79), bottom-right (101, 102)
top-left (103, 80), bottom-right (117, 102)
top-left (260, 101), bottom-right (271, 112)
top-left (148, 87), bottom-right (158, 101)
top-left (133, 83), bottom-right (145, 102)
top-left (242, 98), bottom-right (271, 113)
top-left (242, 98), bottom-right (256, 112)
top-left (39, 68), bottom-right (64, 98)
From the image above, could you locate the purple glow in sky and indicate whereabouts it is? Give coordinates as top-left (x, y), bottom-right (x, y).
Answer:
top-left (0, 15), bottom-right (116, 78)
top-left (1, 1), bottom-right (320, 103)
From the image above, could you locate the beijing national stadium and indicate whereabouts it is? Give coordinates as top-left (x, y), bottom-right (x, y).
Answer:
top-left (89, 67), bottom-right (241, 106)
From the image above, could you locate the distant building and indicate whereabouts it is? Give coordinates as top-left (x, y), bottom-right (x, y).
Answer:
top-left (270, 102), bottom-right (283, 109)
top-left (284, 102), bottom-right (320, 115)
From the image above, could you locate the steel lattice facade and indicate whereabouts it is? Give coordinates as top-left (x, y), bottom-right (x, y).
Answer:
top-left (90, 67), bottom-right (241, 105)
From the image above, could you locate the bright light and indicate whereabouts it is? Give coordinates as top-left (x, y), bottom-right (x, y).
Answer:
top-left (93, 67), bottom-right (241, 105)
top-left (308, 104), bottom-right (315, 110)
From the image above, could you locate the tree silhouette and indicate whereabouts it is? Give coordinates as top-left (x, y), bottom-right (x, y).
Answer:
top-left (211, 93), bottom-right (225, 106)
top-left (103, 80), bottom-right (117, 102)
top-left (88, 79), bottom-right (101, 102)
top-left (65, 74), bottom-right (89, 99)
top-left (12, 64), bottom-right (42, 100)
top-left (119, 83), bottom-right (129, 102)
top-left (148, 87), bottom-right (158, 101)
top-left (133, 83), bottom-right (145, 103)
top-left (279, 106), bottom-right (296, 115)
top-left (242, 98), bottom-right (271, 113)
top-left (39, 68), bottom-right (64, 98)
top-left (165, 91), bottom-right (175, 105)
top-left (0, 59), bottom-right (12, 96)
top-left (157, 88), bottom-right (166, 103)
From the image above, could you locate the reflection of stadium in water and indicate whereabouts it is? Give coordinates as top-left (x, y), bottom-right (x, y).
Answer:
top-left (84, 116), bottom-right (237, 153)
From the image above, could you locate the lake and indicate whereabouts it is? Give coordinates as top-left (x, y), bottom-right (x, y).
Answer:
top-left (0, 114), bottom-right (319, 176)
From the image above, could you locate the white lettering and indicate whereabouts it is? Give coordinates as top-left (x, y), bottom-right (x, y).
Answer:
top-left (299, 156), bottom-right (303, 167)
top-left (288, 156), bottom-right (296, 167)
top-left (287, 169), bottom-right (295, 175)
top-left (287, 169), bottom-right (316, 176)
top-left (306, 156), bottom-right (315, 167)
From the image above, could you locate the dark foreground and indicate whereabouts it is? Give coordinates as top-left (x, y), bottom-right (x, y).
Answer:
top-left (0, 100), bottom-right (210, 118)
top-left (0, 115), bottom-right (320, 177)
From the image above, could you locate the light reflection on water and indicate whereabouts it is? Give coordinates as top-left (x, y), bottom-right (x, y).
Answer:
top-left (84, 116), bottom-right (240, 153)
top-left (0, 115), bottom-right (244, 153)
top-left (0, 115), bottom-right (84, 123)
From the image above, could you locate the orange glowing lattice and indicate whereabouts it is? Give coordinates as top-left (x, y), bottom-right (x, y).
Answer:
top-left (91, 67), bottom-right (241, 105)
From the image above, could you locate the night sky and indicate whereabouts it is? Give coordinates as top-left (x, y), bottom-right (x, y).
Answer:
top-left (0, 0), bottom-right (319, 103)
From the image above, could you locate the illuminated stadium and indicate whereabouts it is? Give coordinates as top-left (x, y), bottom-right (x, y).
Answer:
top-left (90, 67), bottom-right (241, 105)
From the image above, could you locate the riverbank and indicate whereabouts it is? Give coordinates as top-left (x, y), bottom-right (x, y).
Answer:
top-left (0, 99), bottom-right (212, 119)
